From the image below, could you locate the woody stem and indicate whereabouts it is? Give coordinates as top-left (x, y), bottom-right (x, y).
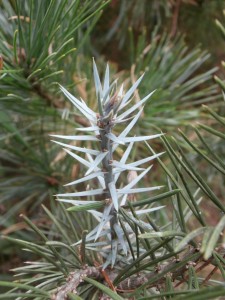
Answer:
top-left (99, 117), bottom-right (118, 243)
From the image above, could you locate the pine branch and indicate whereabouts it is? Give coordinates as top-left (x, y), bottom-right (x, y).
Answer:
top-left (52, 267), bottom-right (102, 300)
top-left (30, 78), bottom-right (90, 127)
top-left (52, 247), bottom-right (225, 299)
top-left (31, 80), bottom-right (62, 108)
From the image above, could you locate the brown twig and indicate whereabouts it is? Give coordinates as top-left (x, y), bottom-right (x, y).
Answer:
top-left (31, 80), bottom-right (90, 127)
top-left (201, 265), bottom-right (219, 286)
top-left (175, 256), bottom-right (212, 288)
top-left (31, 81), bottom-right (63, 108)
top-left (100, 268), bottom-right (116, 291)
top-left (74, 115), bottom-right (90, 127)
top-left (0, 55), bottom-right (3, 70)
top-left (195, 257), bottom-right (214, 273)
top-left (1, 217), bottom-right (51, 235)
top-left (170, 0), bottom-right (181, 38)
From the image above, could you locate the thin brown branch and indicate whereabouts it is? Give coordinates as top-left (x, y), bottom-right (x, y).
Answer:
top-left (31, 82), bottom-right (63, 109)
top-left (170, 0), bottom-right (181, 38)
top-left (31, 80), bottom-right (90, 127)
top-left (0, 55), bottom-right (3, 70)
top-left (201, 265), bottom-right (219, 286)
top-left (174, 256), bottom-right (213, 288)
top-left (74, 115), bottom-right (90, 127)
top-left (100, 269), bottom-right (116, 291)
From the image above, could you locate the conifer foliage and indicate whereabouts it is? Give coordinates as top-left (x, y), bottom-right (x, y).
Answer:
top-left (0, 1), bottom-right (225, 299)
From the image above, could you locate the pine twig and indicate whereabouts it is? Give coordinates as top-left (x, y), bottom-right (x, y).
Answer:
top-left (31, 79), bottom-right (90, 127)
top-left (170, 0), bottom-right (181, 38)
top-left (52, 267), bottom-right (102, 300)
top-left (52, 247), bottom-right (213, 299)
